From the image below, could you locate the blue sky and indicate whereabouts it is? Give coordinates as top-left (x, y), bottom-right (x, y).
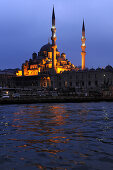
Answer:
top-left (0, 0), bottom-right (113, 69)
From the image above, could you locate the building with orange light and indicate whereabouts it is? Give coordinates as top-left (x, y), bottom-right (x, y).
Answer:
top-left (14, 7), bottom-right (113, 96)
top-left (16, 7), bottom-right (78, 78)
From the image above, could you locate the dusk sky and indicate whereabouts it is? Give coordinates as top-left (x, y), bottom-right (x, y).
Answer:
top-left (0, 0), bottom-right (113, 69)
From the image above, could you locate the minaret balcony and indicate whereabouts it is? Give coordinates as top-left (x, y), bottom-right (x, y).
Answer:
top-left (81, 46), bottom-right (86, 51)
top-left (81, 38), bottom-right (86, 41)
top-left (51, 27), bottom-right (56, 32)
top-left (52, 45), bottom-right (57, 49)
top-left (51, 37), bottom-right (57, 41)
top-left (81, 51), bottom-right (86, 55)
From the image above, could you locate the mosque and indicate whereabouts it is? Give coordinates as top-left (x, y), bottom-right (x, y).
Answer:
top-left (16, 7), bottom-right (84, 77)
top-left (14, 7), bottom-right (113, 95)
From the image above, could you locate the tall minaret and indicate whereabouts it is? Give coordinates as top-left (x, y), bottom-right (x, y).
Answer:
top-left (81, 20), bottom-right (86, 70)
top-left (51, 6), bottom-right (57, 72)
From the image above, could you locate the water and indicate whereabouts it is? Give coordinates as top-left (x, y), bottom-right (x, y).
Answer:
top-left (0, 102), bottom-right (113, 170)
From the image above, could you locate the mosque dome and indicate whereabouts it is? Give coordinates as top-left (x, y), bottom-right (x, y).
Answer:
top-left (40, 43), bottom-right (58, 52)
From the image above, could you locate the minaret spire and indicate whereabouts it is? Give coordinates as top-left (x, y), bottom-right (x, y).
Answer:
top-left (51, 6), bottom-right (57, 73)
top-left (81, 19), bottom-right (86, 70)
top-left (82, 19), bottom-right (85, 32)
top-left (52, 6), bottom-right (55, 26)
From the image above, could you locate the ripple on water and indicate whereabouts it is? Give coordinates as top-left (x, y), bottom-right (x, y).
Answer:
top-left (0, 102), bottom-right (113, 169)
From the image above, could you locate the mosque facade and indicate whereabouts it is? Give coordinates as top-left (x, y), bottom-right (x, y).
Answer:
top-left (16, 7), bottom-right (78, 78)
top-left (14, 7), bottom-right (113, 96)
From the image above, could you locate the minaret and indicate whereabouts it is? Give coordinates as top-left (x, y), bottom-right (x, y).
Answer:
top-left (81, 19), bottom-right (86, 70)
top-left (51, 6), bottom-right (57, 73)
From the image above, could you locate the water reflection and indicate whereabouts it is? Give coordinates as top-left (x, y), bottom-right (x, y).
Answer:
top-left (0, 103), bottom-right (113, 169)
top-left (48, 105), bottom-right (67, 126)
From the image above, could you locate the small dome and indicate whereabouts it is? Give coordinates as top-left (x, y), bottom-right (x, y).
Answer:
top-left (40, 43), bottom-right (58, 52)
top-left (105, 65), bottom-right (113, 71)
top-left (61, 53), bottom-right (66, 55)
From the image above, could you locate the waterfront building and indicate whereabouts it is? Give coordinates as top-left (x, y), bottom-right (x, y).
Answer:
top-left (13, 7), bottom-right (113, 97)
top-left (0, 72), bottom-right (15, 88)
top-left (16, 7), bottom-right (77, 78)
top-left (54, 66), bottom-right (113, 95)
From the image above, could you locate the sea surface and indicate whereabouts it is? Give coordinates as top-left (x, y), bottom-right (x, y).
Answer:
top-left (0, 102), bottom-right (113, 170)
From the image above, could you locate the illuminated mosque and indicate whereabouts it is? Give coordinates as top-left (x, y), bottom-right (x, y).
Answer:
top-left (1, 7), bottom-right (113, 96)
top-left (16, 7), bottom-right (85, 77)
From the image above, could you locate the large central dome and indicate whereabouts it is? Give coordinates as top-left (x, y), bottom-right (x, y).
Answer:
top-left (40, 43), bottom-right (58, 52)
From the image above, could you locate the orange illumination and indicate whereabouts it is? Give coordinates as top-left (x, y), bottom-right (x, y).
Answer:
top-left (23, 69), bottom-right (40, 76)
top-left (81, 31), bottom-right (86, 70)
top-left (57, 67), bottom-right (64, 73)
top-left (16, 46), bottom-right (78, 76)
top-left (38, 67), bottom-right (40, 72)
top-left (48, 52), bottom-right (52, 59)
top-left (30, 65), bottom-right (38, 69)
top-left (16, 70), bottom-right (22, 76)
top-left (81, 52), bottom-right (86, 70)
top-left (27, 69), bottom-right (38, 76)
top-left (57, 67), bottom-right (69, 74)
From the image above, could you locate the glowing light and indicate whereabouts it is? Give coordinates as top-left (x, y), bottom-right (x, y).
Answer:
top-left (53, 33), bottom-right (56, 38)
top-left (52, 26), bottom-right (56, 29)
top-left (6, 91), bottom-right (9, 95)
top-left (82, 43), bottom-right (85, 46)
top-left (16, 70), bottom-right (22, 76)
top-left (30, 65), bottom-right (38, 69)
top-left (57, 67), bottom-right (65, 74)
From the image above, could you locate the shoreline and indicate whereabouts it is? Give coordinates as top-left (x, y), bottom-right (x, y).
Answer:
top-left (0, 96), bottom-right (113, 104)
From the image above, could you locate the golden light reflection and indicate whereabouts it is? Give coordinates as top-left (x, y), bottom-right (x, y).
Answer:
top-left (11, 112), bottom-right (23, 130)
top-left (17, 144), bottom-right (27, 148)
top-left (78, 104), bottom-right (89, 123)
top-left (80, 153), bottom-right (88, 158)
top-left (13, 112), bottom-right (21, 115)
top-left (9, 137), bottom-right (63, 155)
top-left (37, 149), bottom-right (61, 154)
top-left (34, 163), bottom-right (46, 170)
top-left (75, 129), bottom-right (86, 141)
top-left (49, 137), bottom-right (70, 144)
top-left (9, 105), bottom-right (71, 156)
top-left (46, 105), bottom-right (70, 144)
top-left (48, 105), bottom-right (67, 125)
top-left (12, 124), bottom-right (22, 128)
